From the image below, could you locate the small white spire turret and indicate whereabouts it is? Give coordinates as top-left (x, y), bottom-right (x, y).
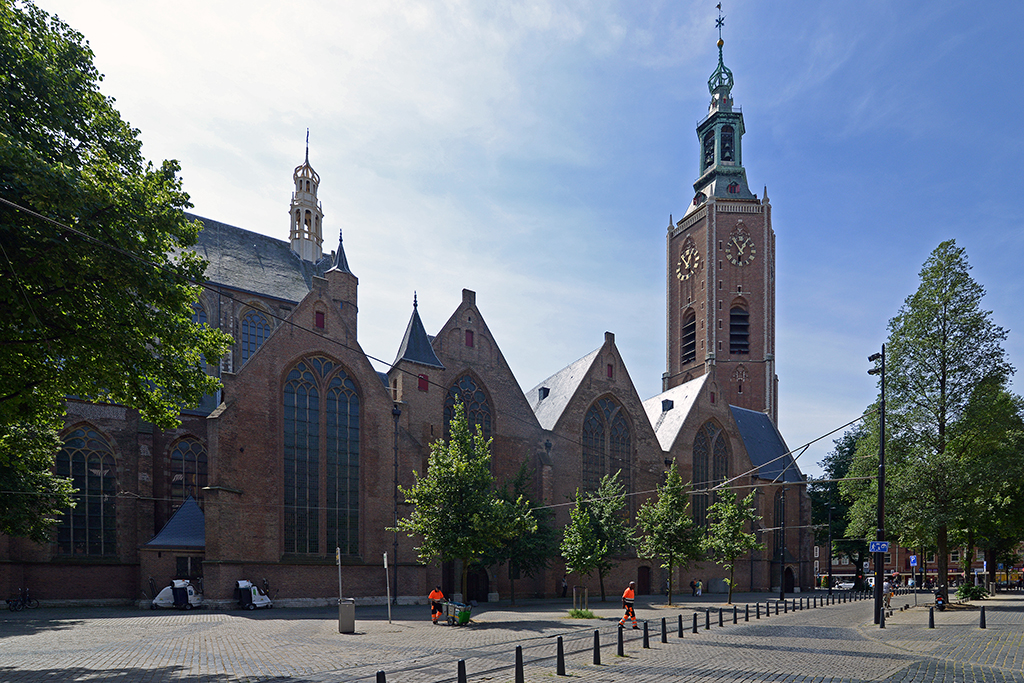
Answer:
top-left (289, 129), bottom-right (324, 262)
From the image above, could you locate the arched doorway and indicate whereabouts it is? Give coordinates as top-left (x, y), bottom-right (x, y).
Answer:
top-left (637, 566), bottom-right (651, 595)
top-left (467, 566), bottom-right (490, 603)
top-left (784, 567), bottom-right (795, 593)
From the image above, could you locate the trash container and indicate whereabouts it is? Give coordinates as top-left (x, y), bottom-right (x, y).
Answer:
top-left (338, 598), bottom-right (355, 633)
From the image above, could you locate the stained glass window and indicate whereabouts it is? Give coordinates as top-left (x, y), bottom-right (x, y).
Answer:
top-left (283, 356), bottom-right (360, 556)
top-left (55, 427), bottom-right (117, 556)
top-left (240, 310), bottom-right (271, 365)
top-left (693, 421), bottom-right (729, 529)
top-left (581, 397), bottom-right (631, 494)
top-left (444, 374), bottom-right (492, 441)
top-left (170, 437), bottom-right (207, 507)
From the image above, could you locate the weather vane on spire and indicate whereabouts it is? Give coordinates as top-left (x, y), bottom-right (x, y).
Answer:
top-left (716, 3), bottom-right (725, 42)
top-left (305, 128), bottom-right (310, 163)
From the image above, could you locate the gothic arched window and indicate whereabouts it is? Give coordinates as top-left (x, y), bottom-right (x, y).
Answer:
top-left (170, 438), bottom-right (207, 507)
top-left (56, 427), bottom-right (117, 556)
top-left (730, 306), bottom-right (749, 355)
top-left (283, 356), bottom-right (361, 556)
top-left (681, 309), bottom-right (697, 364)
top-left (581, 397), bottom-right (631, 494)
top-left (774, 489), bottom-right (786, 561)
top-left (444, 374), bottom-right (492, 441)
top-left (692, 421), bottom-right (729, 529)
top-left (192, 304), bottom-right (207, 326)
top-left (240, 310), bottom-right (271, 365)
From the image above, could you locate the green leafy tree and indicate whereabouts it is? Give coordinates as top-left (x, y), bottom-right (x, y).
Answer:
top-left (0, 420), bottom-right (75, 542)
top-left (397, 401), bottom-right (536, 599)
top-left (842, 241), bottom-right (1014, 598)
top-left (810, 425), bottom-right (869, 587)
top-left (636, 461), bottom-right (701, 604)
top-left (560, 490), bottom-right (607, 588)
top-left (0, 1), bottom-right (232, 539)
top-left (703, 489), bottom-right (764, 604)
top-left (489, 461), bottom-right (559, 603)
top-left (582, 471), bottom-right (633, 601)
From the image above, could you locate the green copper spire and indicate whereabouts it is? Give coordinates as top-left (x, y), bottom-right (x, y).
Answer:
top-left (707, 6), bottom-right (734, 103)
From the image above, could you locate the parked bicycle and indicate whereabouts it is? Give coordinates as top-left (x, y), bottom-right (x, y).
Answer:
top-left (6, 587), bottom-right (40, 611)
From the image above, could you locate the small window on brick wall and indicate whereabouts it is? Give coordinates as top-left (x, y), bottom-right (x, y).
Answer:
top-left (884, 553), bottom-right (892, 564)
top-left (607, 363), bottom-right (614, 379)
top-left (315, 311), bottom-right (325, 329)
top-left (465, 330), bottom-right (474, 347)
top-left (418, 374), bottom-right (429, 392)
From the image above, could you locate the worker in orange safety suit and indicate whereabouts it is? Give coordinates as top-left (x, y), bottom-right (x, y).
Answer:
top-left (619, 581), bottom-right (638, 629)
top-left (429, 585), bottom-right (445, 624)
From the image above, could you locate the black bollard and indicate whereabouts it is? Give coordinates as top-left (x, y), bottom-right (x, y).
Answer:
top-left (745, 604), bottom-right (750, 622)
top-left (661, 617), bottom-right (667, 643)
top-left (692, 612), bottom-right (698, 633)
top-left (980, 606), bottom-right (986, 629)
top-left (678, 613), bottom-right (684, 638)
top-left (928, 606), bottom-right (935, 629)
top-left (376, 671), bottom-right (386, 683)
top-left (705, 608), bottom-right (711, 630)
top-left (879, 607), bottom-right (885, 629)
top-left (515, 645), bottom-right (525, 683)
top-left (733, 605), bottom-right (738, 624)
top-left (459, 659), bottom-right (468, 683)
top-left (784, 600), bottom-right (788, 614)
top-left (643, 620), bottom-right (650, 648)
top-left (556, 638), bottom-right (565, 676)
top-left (718, 607), bottom-right (723, 627)
top-left (617, 625), bottom-right (624, 657)
top-left (756, 602), bottom-right (761, 619)
top-left (594, 629), bottom-right (601, 665)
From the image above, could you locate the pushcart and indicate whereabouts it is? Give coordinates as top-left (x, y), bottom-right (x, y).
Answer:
top-left (442, 600), bottom-right (472, 626)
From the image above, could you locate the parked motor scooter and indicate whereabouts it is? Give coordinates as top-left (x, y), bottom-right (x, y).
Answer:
top-left (934, 590), bottom-right (946, 611)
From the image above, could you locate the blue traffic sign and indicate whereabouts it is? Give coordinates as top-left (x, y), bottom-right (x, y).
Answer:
top-left (869, 541), bottom-right (890, 553)
top-left (909, 555), bottom-right (917, 567)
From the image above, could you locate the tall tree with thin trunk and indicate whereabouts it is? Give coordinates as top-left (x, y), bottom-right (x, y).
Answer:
top-left (703, 489), bottom-right (763, 604)
top-left (636, 461), bottom-right (701, 605)
top-left (842, 240), bottom-right (1013, 599)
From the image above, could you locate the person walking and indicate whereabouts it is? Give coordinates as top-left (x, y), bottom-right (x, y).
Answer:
top-left (429, 585), bottom-right (445, 624)
top-left (561, 575), bottom-right (568, 598)
top-left (690, 579), bottom-right (697, 597)
top-left (696, 579), bottom-right (703, 596)
top-left (882, 579), bottom-right (892, 609)
top-left (619, 581), bottom-right (638, 629)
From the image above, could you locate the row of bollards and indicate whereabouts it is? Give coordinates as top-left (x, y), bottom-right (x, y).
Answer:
top-left (372, 590), bottom-right (930, 682)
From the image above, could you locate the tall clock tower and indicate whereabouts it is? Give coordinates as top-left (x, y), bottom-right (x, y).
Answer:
top-left (664, 25), bottom-right (778, 424)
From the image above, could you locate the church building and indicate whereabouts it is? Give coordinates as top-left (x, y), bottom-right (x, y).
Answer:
top-left (0, 28), bottom-right (812, 606)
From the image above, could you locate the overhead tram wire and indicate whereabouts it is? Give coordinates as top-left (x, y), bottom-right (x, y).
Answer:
top-left (0, 196), bottom-right (590, 452)
top-left (0, 197), bottom-right (882, 515)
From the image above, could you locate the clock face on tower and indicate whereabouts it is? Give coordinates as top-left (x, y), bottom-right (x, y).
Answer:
top-left (676, 245), bottom-right (700, 280)
top-left (725, 234), bottom-right (756, 267)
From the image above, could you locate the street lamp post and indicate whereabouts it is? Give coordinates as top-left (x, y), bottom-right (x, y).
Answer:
top-left (868, 345), bottom-right (885, 624)
top-left (779, 485), bottom-right (786, 601)
top-left (392, 402), bottom-right (402, 606)
top-left (827, 500), bottom-right (835, 597)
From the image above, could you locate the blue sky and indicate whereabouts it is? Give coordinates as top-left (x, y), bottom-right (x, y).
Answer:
top-left (41, 1), bottom-right (1024, 478)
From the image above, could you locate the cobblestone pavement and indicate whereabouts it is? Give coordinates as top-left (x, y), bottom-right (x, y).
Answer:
top-left (1, 591), bottom-right (1021, 683)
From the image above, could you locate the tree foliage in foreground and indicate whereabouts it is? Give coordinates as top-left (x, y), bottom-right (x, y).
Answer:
top-left (1, 1), bottom-right (232, 539)
top-left (703, 489), bottom-right (763, 604)
top-left (636, 461), bottom-right (701, 605)
top-left (580, 472), bottom-right (633, 601)
top-left (397, 402), bottom-right (536, 598)
top-left (560, 490), bottom-right (607, 586)
top-left (841, 240), bottom-right (1019, 597)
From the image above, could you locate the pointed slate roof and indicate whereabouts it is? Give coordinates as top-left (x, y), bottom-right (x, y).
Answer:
top-left (641, 375), bottom-right (708, 451)
top-left (527, 347), bottom-right (601, 430)
top-left (393, 296), bottom-right (444, 369)
top-left (144, 496), bottom-right (205, 549)
top-left (730, 406), bottom-right (804, 484)
top-left (187, 213), bottom-right (333, 302)
top-left (327, 229), bottom-right (352, 274)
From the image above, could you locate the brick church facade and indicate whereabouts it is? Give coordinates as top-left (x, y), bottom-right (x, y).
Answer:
top-left (1, 34), bottom-right (813, 607)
